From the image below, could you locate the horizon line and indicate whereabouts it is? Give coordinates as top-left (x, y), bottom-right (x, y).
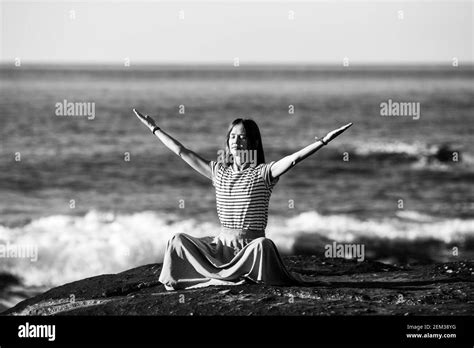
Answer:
top-left (1, 61), bottom-right (473, 68)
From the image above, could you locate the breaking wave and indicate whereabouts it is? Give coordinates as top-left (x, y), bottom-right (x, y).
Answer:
top-left (0, 209), bottom-right (472, 288)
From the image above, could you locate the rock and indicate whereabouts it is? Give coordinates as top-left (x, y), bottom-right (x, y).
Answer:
top-left (2, 257), bottom-right (473, 316)
top-left (435, 144), bottom-right (461, 163)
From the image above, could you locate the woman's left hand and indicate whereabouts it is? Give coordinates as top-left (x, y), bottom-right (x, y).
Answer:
top-left (321, 123), bottom-right (353, 144)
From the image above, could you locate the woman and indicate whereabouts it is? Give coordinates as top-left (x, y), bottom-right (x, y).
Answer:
top-left (133, 108), bottom-right (352, 290)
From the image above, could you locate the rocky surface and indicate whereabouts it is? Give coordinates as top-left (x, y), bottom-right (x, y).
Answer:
top-left (2, 256), bottom-right (473, 316)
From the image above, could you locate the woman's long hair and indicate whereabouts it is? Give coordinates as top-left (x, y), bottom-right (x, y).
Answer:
top-left (224, 118), bottom-right (265, 167)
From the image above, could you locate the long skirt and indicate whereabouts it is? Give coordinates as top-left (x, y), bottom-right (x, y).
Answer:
top-left (158, 227), bottom-right (300, 290)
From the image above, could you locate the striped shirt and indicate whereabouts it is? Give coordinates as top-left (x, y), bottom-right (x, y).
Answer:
top-left (210, 160), bottom-right (279, 231)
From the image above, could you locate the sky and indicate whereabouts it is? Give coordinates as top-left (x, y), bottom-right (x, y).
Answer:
top-left (1, 0), bottom-right (473, 65)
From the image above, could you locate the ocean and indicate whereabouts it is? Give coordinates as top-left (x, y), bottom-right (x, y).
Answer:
top-left (1, 65), bottom-right (473, 311)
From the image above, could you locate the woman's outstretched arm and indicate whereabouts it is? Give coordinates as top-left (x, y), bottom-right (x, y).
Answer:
top-left (133, 108), bottom-right (212, 180)
top-left (271, 123), bottom-right (353, 179)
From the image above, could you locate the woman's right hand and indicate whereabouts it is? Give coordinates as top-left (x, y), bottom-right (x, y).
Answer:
top-left (133, 108), bottom-right (157, 132)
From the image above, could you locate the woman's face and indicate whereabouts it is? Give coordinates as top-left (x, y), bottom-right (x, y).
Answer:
top-left (228, 123), bottom-right (248, 156)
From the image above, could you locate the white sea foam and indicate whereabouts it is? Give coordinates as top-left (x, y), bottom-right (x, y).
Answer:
top-left (0, 211), bottom-right (218, 287)
top-left (349, 140), bottom-right (473, 171)
top-left (271, 210), bottom-right (473, 244)
top-left (352, 140), bottom-right (429, 157)
top-left (0, 210), bottom-right (472, 287)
